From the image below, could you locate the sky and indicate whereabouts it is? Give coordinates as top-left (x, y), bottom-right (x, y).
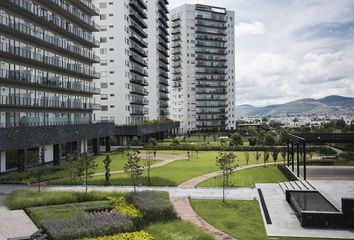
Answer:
top-left (169, 0), bottom-right (354, 107)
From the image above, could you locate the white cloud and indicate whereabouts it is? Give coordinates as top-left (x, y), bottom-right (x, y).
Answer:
top-left (236, 21), bottom-right (265, 36)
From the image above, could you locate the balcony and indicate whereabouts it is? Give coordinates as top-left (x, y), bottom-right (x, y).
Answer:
top-left (130, 42), bottom-right (147, 57)
top-left (0, 42), bottom-right (99, 79)
top-left (0, 69), bottom-right (100, 95)
top-left (158, 8), bottom-right (168, 22)
top-left (0, 95), bottom-right (99, 111)
top-left (130, 64), bottom-right (148, 77)
top-left (67, 0), bottom-right (100, 16)
top-left (159, 87), bottom-right (169, 94)
top-left (130, 98), bottom-right (149, 105)
top-left (4, 0), bottom-right (99, 47)
top-left (131, 108), bottom-right (148, 116)
top-left (159, 62), bottom-right (169, 72)
top-left (195, 21), bottom-right (226, 29)
top-left (129, 0), bottom-right (147, 19)
top-left (196, 14), bottom-right (226, 22)
top-left (130, 31), bottom-right (148, 48)
top-left (130, 53), bottom-right (148, 67)
top-left (130, 87), bottom-right (148, 96)
top-left (130, 74), bottom-right (148, 86)
top-left (158, 45), bottom-right (169, 57)
top-left (159, 70), bottom-right (169, 79)
top-left (0, 15), bottom-right (100, 63)
top-left (158, 0), bottom-right (169, 14)
top-left (159, 77), bottom-right (169, 86)
top-left (159, 52), bottom-right (169, 64)
top-left (36, 0), bottom-right (100, 31)
top-left (160, 101), bottom-right (169, 108)
top-left (129, 9), bottom-right (147, 29)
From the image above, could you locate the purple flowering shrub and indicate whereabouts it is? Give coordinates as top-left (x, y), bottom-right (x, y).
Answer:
top-left (42, 211), bottom-right (134, 240)
top-left (126, 191), bottom-right (177, 225)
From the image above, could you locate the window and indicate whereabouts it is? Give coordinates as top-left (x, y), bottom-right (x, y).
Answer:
top-left (100, 48), bottom-right (108, 55)
top-left (100, 71), bottom-right (108, 77)
top-left (100, 60), bottom-right (107, 66)
top-left (109, 14), bottom-right (113, 16)
top-left (99, 2), bottom-right (107, 8)
top-left (100, 25), bottom-right (107, 31)
top-left (101, 83), bottom-right (108, 88)
top-left (110, 82), bottom-right (114, 85)
top-left (100, 37), bottom-right (107, 43)
top-left (101, 94), bottom-right (108, 100)
top-left (101, 105), bottom-right (108, 111)
top-left (100, 14), bottom-right (107, 20)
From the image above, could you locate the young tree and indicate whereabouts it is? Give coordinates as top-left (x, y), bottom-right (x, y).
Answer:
top-left (280, 147), bottom-right (287, 165)
top-left (248, 137), bottom-right (257, 146)
top-left (74, 152), bottom-right (97, 194)
top-left (263, 151), bottom-right (270, 166)
top-left (124, 150), bottom-right (143, 192)
top-left (195, 150), bottom-right (199, 159)
top-left (255, 151), bottom-right (261, 164)
top-left (216, 151), bottom-right (238, 202)
top-left (271, 147), bottom-right (279, 163)
top-left (187, 151), bottom-right (191, 161)
top-left (146, 138), bottom-right (157, 184)
top-left (244, 152), bottom-right (250, 165)
top-left (170, 137), bottom-right (180, 153)
top-left (129, 136), bottom-right (141, 146)
top-left (67, 152), bottom-right (78, 184)
top-left (29, 148), bottom-right (47, 192)
top-left (103, 155), bottom-right (112, 185)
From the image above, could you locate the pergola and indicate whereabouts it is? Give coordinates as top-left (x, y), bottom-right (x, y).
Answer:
top-left (285, 133), bottom-right (354, 180)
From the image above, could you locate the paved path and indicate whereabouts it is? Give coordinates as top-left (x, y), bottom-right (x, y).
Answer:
top-left (0, 194), bottom-right (38, 240)
top-left (299, 166), bottom-right (354, 180)
top-left (179, 162), bottom-right (276, 188)
top-left (171, 197), bottom-right (235, 240)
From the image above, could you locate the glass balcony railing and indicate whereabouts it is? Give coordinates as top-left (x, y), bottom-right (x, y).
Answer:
top-left (44, 0), bottom-right (99, 30)
top-left (130, 86), bottom-right (148, 96)
top-left (0, 15), bottom-right (99, 63)
top-left (0, 95), bottom-right (99, 110)
top-left (130, 74), bottom-right (148, 86)
top-left (8, 0), bottom-right (99, 46)
top-left (76, 0), bottom-right (100, 16)
top-left (0, 42), bottom-right (99, 79)
top-left (130, 98), bottom-right (149, 105)
top-left (0, 69), bottom-right (100, 94)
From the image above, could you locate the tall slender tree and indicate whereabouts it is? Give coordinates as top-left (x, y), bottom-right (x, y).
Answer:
top-left (216, 150), bottom-right (238, 202)
top-left (124, 150), bottom-right (143, 192)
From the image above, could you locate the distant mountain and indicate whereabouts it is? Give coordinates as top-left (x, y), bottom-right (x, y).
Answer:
top-left (236, 95), bottom-right (354, 118)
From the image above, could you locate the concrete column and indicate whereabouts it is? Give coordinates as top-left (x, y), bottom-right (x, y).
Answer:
top-left (286, 140), bottom-right (290, 167)
top-left (93, 138), bottom-right (99, 155)
top-left (0, 152), bottom-right (6, 173)
top-left (105, 136), bottom-right (111, 152)
top-left (296, 144), bottom-right (300, 177)
top-left (53, 144), bottom-right (61, 166)
top-left (303, 143), bottom-right (307, 180)
top-left (43, 145), bottom-right (53, 163)
top-left (291, 141), bottom-right (294, 172)
top-left (80, 139), bottom-right (87, 153)
top-left (17, 149), bottom-right (28, 171)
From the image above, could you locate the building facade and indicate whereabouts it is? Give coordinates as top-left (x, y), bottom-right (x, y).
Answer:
top-left (0, 0), bottom-right (113, 172)
top-left (170, 4), bottom-right (236, 133)
top-left (94, 0), bottom-right (169, 125)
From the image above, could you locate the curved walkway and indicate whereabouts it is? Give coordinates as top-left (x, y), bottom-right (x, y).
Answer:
top-left (179, 162), bottom-right (276, 188)
top-left (171, 197), bottom-right (235, 240)
top-left (94, 153), bottom-right (187, 177)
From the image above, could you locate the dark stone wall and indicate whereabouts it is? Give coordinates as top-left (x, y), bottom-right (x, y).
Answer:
top-left (115, 122), bottom-right (180, 136)
top-left (0, 123), bottom-right (115, 151)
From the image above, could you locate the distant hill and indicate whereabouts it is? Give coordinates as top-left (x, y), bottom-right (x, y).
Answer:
top-left (236, 95), bottom-right (354, 118)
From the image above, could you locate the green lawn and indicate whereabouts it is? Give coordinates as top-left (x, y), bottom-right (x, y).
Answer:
top-left (198, 165), bottom-right (288, 187)
top-left (146, 221), bottom-right (213, 240)
top-left (190, 199), bottom-right (340, 240)
top-left (84, 151), bottom-right (282, 186)
top-left (0, 151), bottom-right (159, 184)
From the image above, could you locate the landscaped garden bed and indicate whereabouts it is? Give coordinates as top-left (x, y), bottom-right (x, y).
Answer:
top-left (5, 189), bottom-right (212, 240)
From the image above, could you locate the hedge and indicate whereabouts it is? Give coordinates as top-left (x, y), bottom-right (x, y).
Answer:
top-left (81, 231), bottom-right (154, 240)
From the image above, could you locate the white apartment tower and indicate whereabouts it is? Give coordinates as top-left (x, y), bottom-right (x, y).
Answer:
top-left (94, 0), bottom-right (169, 125)
top-left (170, 4), bottom-right (236, 133)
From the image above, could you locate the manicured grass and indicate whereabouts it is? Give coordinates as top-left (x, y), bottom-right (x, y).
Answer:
top-left (146, 221), bottom-right (213, 240)
top-left (5, 189), bottom-right (114, 210)
top-left (86, 151), bottom-right (282, 186)
top-left (190, 200), bottom-right (266, 240)
top-left (198, 165), bottom-right (288, 187)
top-left (190, 199), bottom-right (341, 240)
top-left (0, 151), bottom-right (159, 184)
top-left (27, 201), bottom-right (112, 225)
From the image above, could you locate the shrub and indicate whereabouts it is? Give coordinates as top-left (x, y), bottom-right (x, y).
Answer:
top-left (42, 211), bottom-right (134, 240)
top-left (107, 194), bottom-right (141, 219)
top-left (126, 191), bottom-right (177, 225)
top-left (81, 231), bottom-right (154, 240)
top-left (5, 190), bottom-right (113, 210)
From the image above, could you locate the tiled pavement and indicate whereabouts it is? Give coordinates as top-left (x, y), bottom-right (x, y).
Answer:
top-left (0, 194), bottom-right (38, 240)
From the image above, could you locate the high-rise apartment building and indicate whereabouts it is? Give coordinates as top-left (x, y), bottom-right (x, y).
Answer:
top-left (0, 0), bottom-right (115, 172)
top-left (146, 0), bottom-right (169, 120)
top-left (170, 4), bottom-right (236, 133)
top-left (94, 0), bottom-right (169, 125)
